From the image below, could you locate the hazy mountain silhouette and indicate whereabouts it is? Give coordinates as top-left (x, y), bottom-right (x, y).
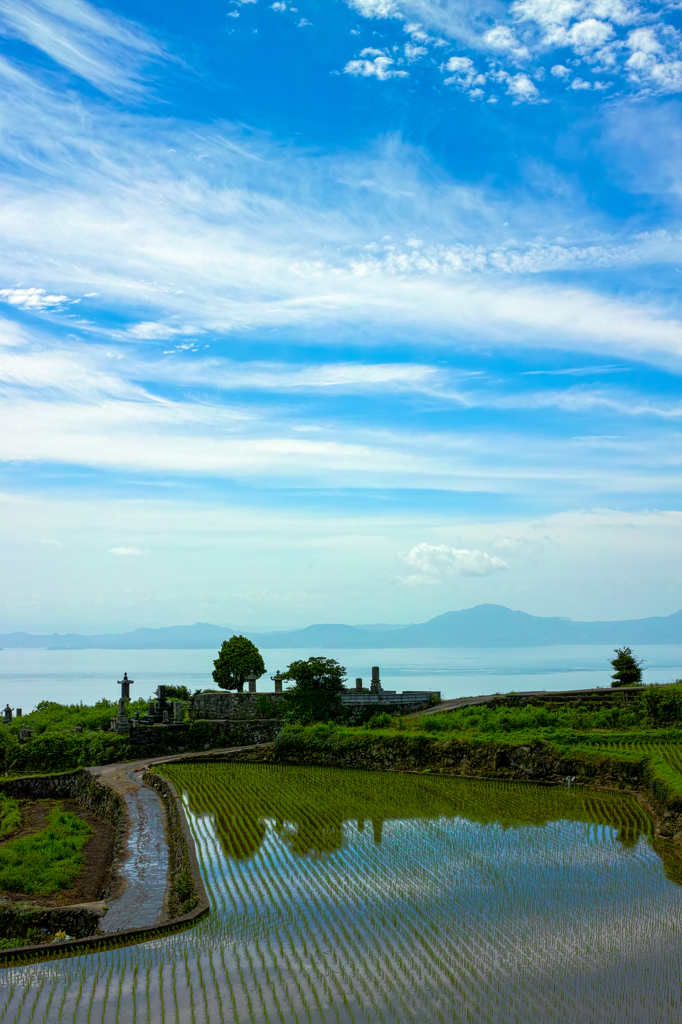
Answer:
top-left (2, 604), bottom-right (681, 649)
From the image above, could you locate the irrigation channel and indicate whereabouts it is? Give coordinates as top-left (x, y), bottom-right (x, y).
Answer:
top-left (2, 763), bottom-right (682, 1023)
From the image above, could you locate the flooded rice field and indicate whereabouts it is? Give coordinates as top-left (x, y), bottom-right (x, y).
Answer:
top-left (2, 763), bottom-right (682, 1023)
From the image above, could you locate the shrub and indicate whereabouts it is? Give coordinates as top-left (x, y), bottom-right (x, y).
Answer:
top-left (365, 712), bottom-right (393, 730)
top-left (641, 683), bottom-right (682, 725)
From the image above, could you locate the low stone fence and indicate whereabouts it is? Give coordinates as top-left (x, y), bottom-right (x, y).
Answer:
top-left (192, 690), bottom-right (440, 723)
top-left (192, 691), bottom-right (286, 720)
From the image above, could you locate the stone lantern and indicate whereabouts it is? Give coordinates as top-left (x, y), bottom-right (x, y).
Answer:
top-left (273, 670), bottom-right (283, 693)
top-left (247, 671), bottom-right (257, 693)
top-left (118, 672), bottom-right (134, 699)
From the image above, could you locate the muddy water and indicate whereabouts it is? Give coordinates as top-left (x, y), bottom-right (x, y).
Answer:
top-left (2, 765), bottom-right (682, 1023)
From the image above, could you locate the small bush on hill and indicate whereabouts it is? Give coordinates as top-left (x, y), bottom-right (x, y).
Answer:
top-left (365, 712), bottom-right (394, 730)
top-left (641, 682), bottom-right (682, 725)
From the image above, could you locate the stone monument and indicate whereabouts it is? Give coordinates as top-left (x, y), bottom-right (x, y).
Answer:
top-left (117, 672), bottom-right (133, 699)
top-left (114, 697), bottom-right (130, 734)
top-left (370, 666), bottom-right (382, 694)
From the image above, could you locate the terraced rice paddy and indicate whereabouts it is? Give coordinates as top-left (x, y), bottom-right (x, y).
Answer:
top-left (2, 763), bottom-right (682, 1023)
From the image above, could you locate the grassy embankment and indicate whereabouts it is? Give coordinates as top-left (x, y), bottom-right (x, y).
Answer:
top-left (0, 803), bottom-right (93, 895)
top-left (272, 682), bottom-right (682, 809)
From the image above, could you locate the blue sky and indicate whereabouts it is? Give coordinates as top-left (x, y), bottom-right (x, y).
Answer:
top-left (1, 0), bottom-right (682, 632)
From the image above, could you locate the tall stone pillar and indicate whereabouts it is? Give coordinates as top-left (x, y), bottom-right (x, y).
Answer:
top-left (273, 671), bottom-right (283, 693)
top-left (356, 678), bottom-right (363, 691)
top-left (370, 666), bottom-right (382, 694)
top-left (173, 701), bottom-right (184, 723)
top-left (247, 672), bottom-right (257, 693)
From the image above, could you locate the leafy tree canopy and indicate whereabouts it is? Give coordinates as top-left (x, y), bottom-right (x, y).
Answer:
top-left (212, 636), bottom-right (265, 692)
top-left (610, 646), bottom-right (643, 687)
top-left (281, 657), bottom-right (347, 692)
top-left (280, 657), bottom-right (347, 723)
top-left (164, 685), bottom-right (194, 702)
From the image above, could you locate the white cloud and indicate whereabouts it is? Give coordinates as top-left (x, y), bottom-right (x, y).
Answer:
top-left (342, 0), bottom-right (682, 98)
top-left (0, 316), bottom-right (28, 347)
top-left (0, 0), bottom-right (166, 96)
top-left (503, 71), bottom-right (540, 100)
top-left (483, 24), bottom-right (530, 60)
top-left (0, 287), bottom-right (69, 309)
top-left (345, 51), bottom-right (409, 79)
top-left (398, 542), bottom-right (509, 583)
top-left (2, 53), bottom-right (682, 376)
top-left (345, 0), bottom-right (398, 18)
top-left (443, 55), bottom-right (487, 95)
top-left (109, 546), bottom-right (148, 555)
top-left (404, 42), bottom-right (427, 60)
top-left (551, 63), bottom-right (570, 76)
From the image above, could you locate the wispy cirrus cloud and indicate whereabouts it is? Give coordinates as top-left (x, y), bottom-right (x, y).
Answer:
top-left (0, 0), bottom-right (167, 95)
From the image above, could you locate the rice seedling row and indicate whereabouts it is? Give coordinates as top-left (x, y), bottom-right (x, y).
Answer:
top-left (3, 764), bottom-right (682, 1022)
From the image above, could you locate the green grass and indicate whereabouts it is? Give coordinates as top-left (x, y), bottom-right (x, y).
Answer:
top-left (0, 804), bottom-right (93, 896)
top-left (0, 793), bottom-right (22, 839)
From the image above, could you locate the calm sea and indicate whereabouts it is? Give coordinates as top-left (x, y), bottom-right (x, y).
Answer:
top-left (1, 644), bottom-right (681, 710)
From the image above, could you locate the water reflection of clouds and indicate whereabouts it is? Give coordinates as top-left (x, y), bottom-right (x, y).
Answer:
top-left (173, 784), bottom-right (682, 1016)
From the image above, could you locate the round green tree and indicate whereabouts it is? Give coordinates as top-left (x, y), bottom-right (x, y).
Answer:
top-left (212, 636), bottom-right (266, 692)
top-left (281, 656), bottom-right (347, 722)
top-left (610, 646), bottom-right (643, 687)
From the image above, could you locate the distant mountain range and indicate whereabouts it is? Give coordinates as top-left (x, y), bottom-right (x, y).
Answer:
top-left (1, 604), bottom-right (681, 649)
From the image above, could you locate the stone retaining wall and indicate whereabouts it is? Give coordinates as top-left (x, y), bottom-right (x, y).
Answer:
top-left (192, 690), bottom-right (438, 723)
top-left (0, 768), bottom-right (126, 826)
top-left (192, 691), bottom-right (285, 720)
top-left (487, 686), bottom-right (647, 710)
top-left (0, 900), bottom-right (107, 942)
